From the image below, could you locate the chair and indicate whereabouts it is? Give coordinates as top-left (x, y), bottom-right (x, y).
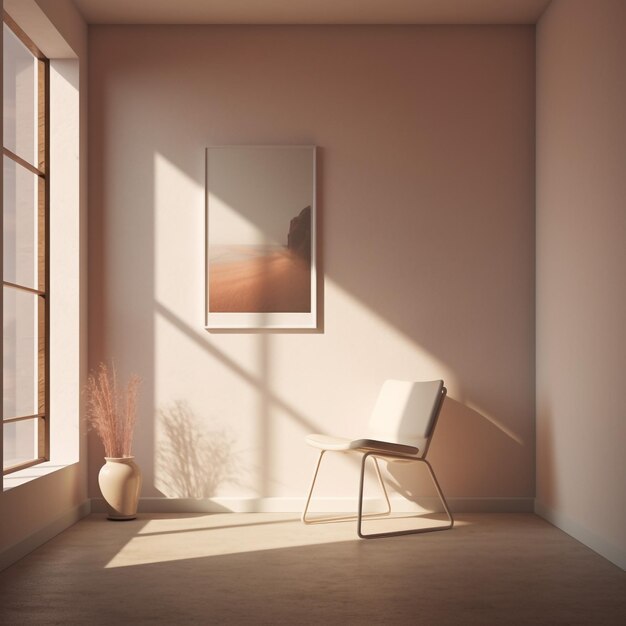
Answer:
top-left (301, 379), bottom-right (453, 538)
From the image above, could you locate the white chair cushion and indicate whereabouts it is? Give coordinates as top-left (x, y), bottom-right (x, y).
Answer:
top-left (306, 434), bottom-right (419, 456)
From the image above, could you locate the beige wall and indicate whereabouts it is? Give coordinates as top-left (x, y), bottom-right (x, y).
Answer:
top-left (536, 0), bottom-right (626, 568)
top-left (0, 0), bottom-right (89, 565)
top-left (88, 25), bottom-right (535, 507)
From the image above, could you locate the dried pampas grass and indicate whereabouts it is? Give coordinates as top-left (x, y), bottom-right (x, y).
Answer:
top-left (86, 363), bottom-right (141, 458)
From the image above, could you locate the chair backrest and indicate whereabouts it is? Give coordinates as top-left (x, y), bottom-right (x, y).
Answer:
top-left (367, 379), bottom-right (445, 457)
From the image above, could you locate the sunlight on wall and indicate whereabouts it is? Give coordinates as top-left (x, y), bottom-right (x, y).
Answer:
top-left (90, 25), bottom-right (536, 505)
top-left (151, 153), bottom-right (459, 500)
top-left (464, 401), bottom-right (525, 446)
top-left (48, 59), bottom-right (81, 466)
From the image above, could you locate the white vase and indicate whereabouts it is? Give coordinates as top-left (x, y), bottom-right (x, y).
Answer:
top-left (98, 457), bottom-right (142, 520)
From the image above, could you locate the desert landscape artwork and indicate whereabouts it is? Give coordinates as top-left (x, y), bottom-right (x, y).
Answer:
top-left (206, 146), bottom-right (316, 329)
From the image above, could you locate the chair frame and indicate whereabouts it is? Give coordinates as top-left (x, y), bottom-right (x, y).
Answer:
top-left (301, 386), bottom-right (453, 538)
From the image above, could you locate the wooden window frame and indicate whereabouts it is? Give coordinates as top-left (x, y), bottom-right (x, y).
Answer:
top-left (2, 12), bottom-right (50, 475)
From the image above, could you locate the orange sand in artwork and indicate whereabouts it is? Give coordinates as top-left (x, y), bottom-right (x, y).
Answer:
top-left (209, 249), bottom-right (311, 313)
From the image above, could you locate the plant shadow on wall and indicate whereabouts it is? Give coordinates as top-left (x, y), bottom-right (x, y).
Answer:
top-left (156, 400), bottom-right (240, 498)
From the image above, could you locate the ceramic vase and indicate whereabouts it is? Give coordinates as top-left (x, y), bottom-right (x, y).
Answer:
top-left (98, 457), bottom-right (142, 520)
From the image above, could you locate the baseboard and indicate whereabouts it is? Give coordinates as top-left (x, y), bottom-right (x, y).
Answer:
top-left (535, 501), bottom-right (625, 571)
top-left (0, 499), bottom-right (91, 572)
top-left (91, 496), bottom-right (534, 515)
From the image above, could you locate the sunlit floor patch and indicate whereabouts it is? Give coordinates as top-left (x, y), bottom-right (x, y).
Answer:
top-left (104, 512), bottom-right (466, 568)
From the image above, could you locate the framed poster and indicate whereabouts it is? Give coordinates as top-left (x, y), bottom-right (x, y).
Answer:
top-left (205, 145), bottom-right (317, 330)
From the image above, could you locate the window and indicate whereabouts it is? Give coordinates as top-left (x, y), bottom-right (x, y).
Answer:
top-left (2, 13), bottom-right (49, 475)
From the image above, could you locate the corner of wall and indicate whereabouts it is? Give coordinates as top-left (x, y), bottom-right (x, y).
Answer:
top-left (535, 500), bottom-right (625, 570)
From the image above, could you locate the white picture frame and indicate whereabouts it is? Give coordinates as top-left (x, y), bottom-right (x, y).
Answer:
top-left (205, 145), bottom-right (317, 330)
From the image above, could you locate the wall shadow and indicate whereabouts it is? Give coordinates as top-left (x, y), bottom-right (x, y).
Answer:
top-left (534, 398), bottom-right (553, 508)
top-left (154, 301), bottom-right (322, 436)
top-left (386, 397), bottom-right (528, 501)
top-left (155, 400), bottom-right (239, 498)
top-left (87, 39), bottom-right (157, 499)
top-left (285, 393), bottom-right (532, 511)
top-left (89, 26), bottom-right (536, 503)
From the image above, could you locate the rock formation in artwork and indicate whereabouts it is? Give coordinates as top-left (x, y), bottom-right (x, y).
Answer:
top-left (287, 206), bottom-right (312, 263)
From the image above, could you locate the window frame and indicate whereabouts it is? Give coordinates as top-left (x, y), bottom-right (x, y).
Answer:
top-left (2, 11), bottom-right (50, 475)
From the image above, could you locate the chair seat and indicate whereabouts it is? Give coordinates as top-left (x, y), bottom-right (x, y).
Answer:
top-left (305, 434), bottom-right (419, 456)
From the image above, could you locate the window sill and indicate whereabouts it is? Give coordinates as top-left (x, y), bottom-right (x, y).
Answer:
top-left (3, 460), bottom-right (77, 491)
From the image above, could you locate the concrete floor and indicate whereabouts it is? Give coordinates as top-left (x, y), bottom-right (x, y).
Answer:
top-left (0, 513), bottom-right (624, 625)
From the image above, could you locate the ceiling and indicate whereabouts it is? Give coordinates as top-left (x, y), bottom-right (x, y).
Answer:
top-left (72, 0), bottom-right (552, 25)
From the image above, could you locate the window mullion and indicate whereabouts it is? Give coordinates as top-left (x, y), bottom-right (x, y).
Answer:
top-left (38, 53), bottom-right (49, 462)
top-left (3, 456), bottom-right (47, 476)
top-left (3, 413), bottom-right (45, 424)
top-left (2, 11), bottom-right (45, 59)
top-left (2, 281), bottom-right (45, 296)
top-left (2, 147), bottom-right (45, 177)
